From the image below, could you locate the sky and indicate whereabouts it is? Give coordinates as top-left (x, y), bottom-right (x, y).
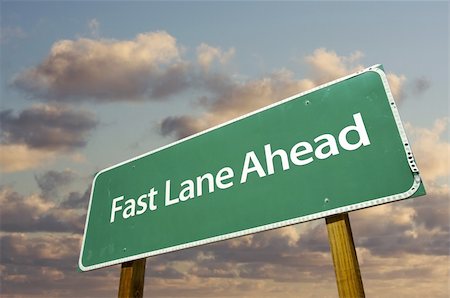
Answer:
top-left (0, 1), bottom-right (449, 297)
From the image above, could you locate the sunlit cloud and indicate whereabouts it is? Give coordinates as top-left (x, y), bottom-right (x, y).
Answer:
top-left (160, 48), bottom-right (408, 139)
top-left (386, 72), bottom-right (407, 102)
top-left (12, 31), bottom-right (186, 101)
top-left (304, 48), bottom-right (364, 84)
top-left (405, 118), bottom-right (450, 184)
top-left (0, 144), bottom-right (55, 173)
top-left (197, 43), bottom-right (235, 72)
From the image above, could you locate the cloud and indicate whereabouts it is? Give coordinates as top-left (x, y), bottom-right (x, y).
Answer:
top-left (0, 104), bottom-right (96, 173)
top-left (35, 169), bottom-right (76, 198)
top-left (304, 48), bottom-right (364, 84)
top-left (12, 31), bottom-right (187, 101)
top-left (197, 43), bottom-right (235, 72)
top-left (149, 62), bottom-right (190, 98)
top-left (350, 182), bottom-right (449, 257)
top-left (4, 233), bottom-right (445, 298)
top-left (161, 48), bottom-right (408, 139)
top-left (0, 186), bottom-right (84, 233)
top-left (153, 225), bottom-right (333, 281)
top-left (1, 233), bottom-right (81, 265)
top-left (357, 250), bottom-right (448, 297)
top-left (2, 218), bottom-right (448, 297)
top-left (386, 72), bottom-right (407, 102)
top-left (1, 187), bottom-right (448, 297)
top-left (304, 48), bottom-right (404, 101)
top-left (0, 104), bottom-right (98, 151)
top-left (411, 184), bottom-right (449, 232)
top-left (0, 144), bottom-right (55, 173)
top-left (149, 264), bottom-right (186, 280)
top-left (405, 118), bottom-right (450, 183)
top-left (161, 68), bottom-right (315, 139)
top-left (149, 214), bottom-right (447, 296)
top-left (411, 76), bottom-right (431, 96)
top-left (60, 187), bottom-right (91, 209)
top-left (12, 36), bottom-right (408, 112)
top-left (352, 206), bottom-right (444, 257)
top-left (0, 233), bottom-right (119, 297)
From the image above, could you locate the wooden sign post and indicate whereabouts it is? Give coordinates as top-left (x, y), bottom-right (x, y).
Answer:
top-left (326, 213), bottom-right (365, 297)
top-left (118, 258), bottom-right (146, 298)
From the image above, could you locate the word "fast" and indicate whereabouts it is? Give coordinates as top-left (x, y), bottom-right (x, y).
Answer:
top-left (110, 188), bottom-right (158, 223)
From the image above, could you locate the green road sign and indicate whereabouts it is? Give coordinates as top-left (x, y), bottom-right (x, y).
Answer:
top-left (79, 65), bottom-right (425, 271)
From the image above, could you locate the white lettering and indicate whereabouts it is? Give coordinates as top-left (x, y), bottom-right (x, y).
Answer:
top-left (148, 187), bottom-right (158, 211)
top-left (290, 141), bottom-right (314, 165)
top-left (179, 180), bottom-right (195, 201)
top-left (136, 194), bottom-right (147, 215)
top-left (109, 112), bottom-right (372, 223)
top-left (196, 173), bottom-right (214, 197)
top-left (110, 196), bottom-right (124, 223)
top-left (265, 144), bottom-right (290, 175)
top-left (241, 151), bottom-right (266, 183)
top-left (314, 134), bottom-right (339, 159)
top-left (123, 199), bottom-right (136, 219)
top-left (165, 180), bottom-right (179, 206)
top-left (338, 113), bottom-right (371, 151)
top-left (216, 167), bottom-right (234, 189)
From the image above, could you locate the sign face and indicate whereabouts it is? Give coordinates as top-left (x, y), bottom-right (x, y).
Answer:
top-left (79, 65), bottom-right (425, 271)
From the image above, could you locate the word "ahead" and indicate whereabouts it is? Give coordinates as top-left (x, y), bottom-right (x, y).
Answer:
top-left (110, 112), bottom-right (370, 223)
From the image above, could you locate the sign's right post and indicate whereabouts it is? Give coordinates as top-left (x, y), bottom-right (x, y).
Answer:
top-left (326, 213), bottom-right (365, 297)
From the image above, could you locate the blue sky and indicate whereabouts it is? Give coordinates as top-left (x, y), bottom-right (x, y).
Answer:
top-left (0, 1), bottom-right (449, 297)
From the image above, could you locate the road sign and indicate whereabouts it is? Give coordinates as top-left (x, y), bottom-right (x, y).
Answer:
top-left (79, 65), bottom-right (425, 271)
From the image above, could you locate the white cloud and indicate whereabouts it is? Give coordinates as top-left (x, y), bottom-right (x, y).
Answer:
top-left (387, 72), bottom-right (407, 102)
top-left (0, 144), bottom-right (55, 173)
top-left (405, 118), bottom-right (450, 184)
top-left (13, 31), bottom-right (186, 101)
top-left (305, 48), bottom-right (406, 101)
top-left (304, 48), bottom-right (365, 84)
top-left (197, 43), bottom-right (235, 71)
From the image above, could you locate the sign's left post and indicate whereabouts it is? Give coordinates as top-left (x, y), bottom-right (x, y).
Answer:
top-left (118, 258), bottom-right (146, 298)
